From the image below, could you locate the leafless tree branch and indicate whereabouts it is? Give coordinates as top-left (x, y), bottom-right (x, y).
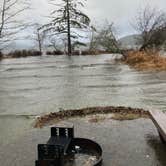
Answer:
top-left (0, 0), bottom-right (30, 50)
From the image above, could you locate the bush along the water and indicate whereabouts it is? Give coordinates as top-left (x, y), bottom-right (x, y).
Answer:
top-left (6, 50), bottom-right (42, 58)
top-left (46, 50), bottom-right (64, 55)
top-left (0, 52), bottom-right (3, 60)
top-left (121, 50), bottom-right (166, 71)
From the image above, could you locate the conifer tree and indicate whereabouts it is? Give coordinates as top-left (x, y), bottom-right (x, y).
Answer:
top-left (42, 0), bottom-right (91, 55)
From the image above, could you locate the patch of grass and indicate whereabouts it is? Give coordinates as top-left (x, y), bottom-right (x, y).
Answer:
top-left (111, 113), bottom-right (148, 121)
top-left (88, 115), bottom-right (106, 123)
top-left (122, 50), bottom-right (166, 71)
top-left (34, 106), bottom-right (150, 128)
top-left (6, 50), bottom-right (42, 58)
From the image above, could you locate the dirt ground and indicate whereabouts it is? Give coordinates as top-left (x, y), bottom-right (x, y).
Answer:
top-left (0, 115), bottom-right (166, 166)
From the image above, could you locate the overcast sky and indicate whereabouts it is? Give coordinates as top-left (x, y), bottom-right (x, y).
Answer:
top-left (29, 0), bottom-right (166, 37)
top-left (16, 0), bottom-right (166, 48)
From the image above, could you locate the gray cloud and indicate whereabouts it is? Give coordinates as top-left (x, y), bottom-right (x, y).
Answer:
top-left (28, 0), bottom-right (166, 37)
top-left (87, 0), bottom-right (166, 37)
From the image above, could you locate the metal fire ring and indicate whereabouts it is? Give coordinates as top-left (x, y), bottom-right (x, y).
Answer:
top-left (71, 138), bottom-right (103, 166)
top-left (35, 126), bottom-right (103, 166)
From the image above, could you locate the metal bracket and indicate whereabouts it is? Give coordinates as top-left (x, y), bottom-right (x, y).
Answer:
top-left (35, 126), bottom-right (102, 166)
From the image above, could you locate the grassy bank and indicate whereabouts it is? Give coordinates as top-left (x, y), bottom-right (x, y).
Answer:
top-left (34, 106), bottom-right (150, 128)
top-left (121, 51), bottom-right (166, 71)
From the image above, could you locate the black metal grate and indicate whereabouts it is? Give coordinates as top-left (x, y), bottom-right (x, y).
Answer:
top-left (35, 126), bottom-right (103, 166)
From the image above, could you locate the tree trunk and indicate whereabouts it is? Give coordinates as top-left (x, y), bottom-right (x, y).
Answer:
top-left (66, 0), bottom-right (72, 56)
top-left (37, 29), bottom-right (42, 54)
top-left (0, 0), bottom-right (6, 38)
top-left (139, 43), bottom-right (149, 51)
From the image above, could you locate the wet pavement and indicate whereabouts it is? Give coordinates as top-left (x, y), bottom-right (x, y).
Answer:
top-left (0, 116), bottom-right (165, 166)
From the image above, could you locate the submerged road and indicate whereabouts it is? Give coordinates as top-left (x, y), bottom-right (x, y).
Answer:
top-left (0, 54), bottom-right (166, 165)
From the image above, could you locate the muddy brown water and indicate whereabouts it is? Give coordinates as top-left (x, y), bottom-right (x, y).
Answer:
top-left (0, 54), bottom-right (166, 165)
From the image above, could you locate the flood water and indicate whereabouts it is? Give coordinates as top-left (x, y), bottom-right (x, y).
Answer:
top-left (0, 54), bottom-right (166, 146)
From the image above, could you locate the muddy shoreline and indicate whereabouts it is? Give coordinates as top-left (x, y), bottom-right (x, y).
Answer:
top-left (34, 106), bottom-right (150, 128)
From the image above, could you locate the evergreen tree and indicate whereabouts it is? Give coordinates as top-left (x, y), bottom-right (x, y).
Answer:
top-left (42, 0), bottom-right (91, 55)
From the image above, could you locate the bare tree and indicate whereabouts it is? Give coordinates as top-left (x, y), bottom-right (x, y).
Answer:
top-left (41, 0), bottom-right (91, 55)
top-left (0, 0), bottom-right (30, 50)
top-left (95, 22), bottom-right (119, 52)
top-left (133, 5), bottom-right (166, 51)
top-left (37, 28), bottom-right (42, 53)
top-left (88, 25), bottom-right (97, 51)
top-left (47, 37), bottom-right (62, 51)
top-left (30, 24), bottom-right (46, 53)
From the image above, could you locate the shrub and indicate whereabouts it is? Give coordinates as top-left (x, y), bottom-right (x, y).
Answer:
top-left (81, 50), bottom-right (99, 55)
top-left (46, 50), bottom-right (63, 55)
top-left (6, 50), bottom-right (42, 58)
top-left (72, 51), bottom-right (80, 55)
top-left (0, 52), bottom-right (3, 59)
top-left (122, 50), bottom-right (166, 71)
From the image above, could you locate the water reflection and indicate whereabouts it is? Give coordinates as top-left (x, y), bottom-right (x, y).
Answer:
top-left (146, 134), bottom-right (166, 165)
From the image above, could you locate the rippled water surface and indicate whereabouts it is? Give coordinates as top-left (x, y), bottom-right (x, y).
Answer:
top-left (0, 54), bottom-right (166, 145)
